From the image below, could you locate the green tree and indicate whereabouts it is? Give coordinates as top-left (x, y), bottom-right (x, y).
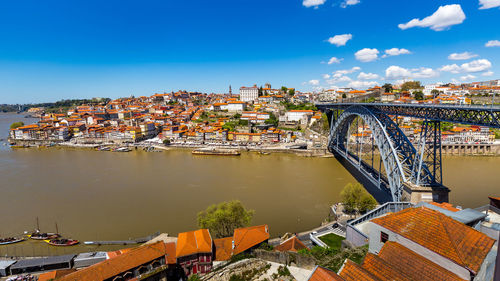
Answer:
top-left (188, 274), bottom-right (202, 281)
top-left (281, 86), bottom-right (288, 93)
top-left (340, 183), bottom-right (377, 214)
top-left (382, 83), bottom-right (393, 93)
top-left (342, 93), bottom-right (347, 99)
top-left (233, 113), bottom-right (242, 119)
top-left (414, 91), bottom-right (424, 101)
top-left (401, 81), bottom-right (422, 92)
top-left (197, 200), bottom-right (254, 238)
top-left (162, 138), bottom-right (171, 145)
top-left (431, 89), bottom-right (440, 98)
top-left (10, 122), bottom-right (24, 129)
top-left (265, 113), bottom-right (278, 127)
top-left (288, 88), bottom-right (295, 96)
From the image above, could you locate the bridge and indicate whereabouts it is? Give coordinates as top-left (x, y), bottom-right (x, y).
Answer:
top-left (316, 103), bottom-right (500, 203)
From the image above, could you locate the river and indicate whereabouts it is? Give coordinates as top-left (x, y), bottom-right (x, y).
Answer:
top-left (0, 113), bottom-right (499, 256)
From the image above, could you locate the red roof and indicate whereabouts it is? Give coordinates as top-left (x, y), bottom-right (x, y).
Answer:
top-left (371, 207), bottom-right (495, 273)
top-left (214, 237), bottom-right (233, 261)
top-left (274, 236), bottom-right (308, 253)
top-left (232, 224), bottom-right (270, 255)
top-left (376, 242), bottom-right (466, 281)
top-left (338, 259), bottom-right (379, 281)
top-left (308, 266), bottom-right (344, 281)
top-left (176, 229), bottom-right (212, 257)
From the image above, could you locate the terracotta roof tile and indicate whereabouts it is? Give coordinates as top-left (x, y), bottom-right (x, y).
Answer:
top-left (274, 236), bottom-right (308, 253)
top-left (214, 237), bottom-right (233, 261)
top-left (176, 229), bottom-right (212, 257)
top-left (232, 225), bottom-right (270, 255)
top-left (371, 207), bottom-right (495, 273)
top-left (361, 253), bottom-right (411, 281)
top-left (378, 242), bottom-right (466, 281)
top-left (58, 242), bottom-right (168, 281)
top-left (308, 266), bottom-right (344, 281)
top-left (338, 259), bottom-right (380, 281)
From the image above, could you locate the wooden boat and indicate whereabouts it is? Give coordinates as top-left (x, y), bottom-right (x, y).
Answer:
top-left (0, 237), bottom-right (26, 245)
top-left (192, 148), bottom-right (240, 156)
top-left (45, 239), bottom-right (79, 246)
top-left (28, 232), bottom-right (61, 240)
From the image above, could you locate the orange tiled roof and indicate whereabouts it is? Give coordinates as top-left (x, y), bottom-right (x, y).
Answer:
top-left (308, 266), bottom-right (344, 281)
top-left (338, 259), bottom-right (379, 281)
top-left (232, 224), bottom-right (270, 255)
top-left (361, 253), bottom-right (411, 281)
top-left (371, 207), bottom-right (495, 273)
top-left (274, 236), bottom-right (308, 253)
top-left (377, 242), bottom-right (466, 281)
top-left (38, 269), bottom-right (76, 281)
top-left (214, 237), bottom-right (233, 261)
top-left (58, 242), bottom-right (169, 281)
top-left (176, 229), bottom-right (212, 257)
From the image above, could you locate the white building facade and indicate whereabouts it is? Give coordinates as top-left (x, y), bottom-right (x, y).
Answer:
top-left (239, 86), bottom-right (259, 102)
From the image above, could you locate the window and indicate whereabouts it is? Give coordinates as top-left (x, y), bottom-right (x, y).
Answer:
top-left (380, 231), bottom-right (389, 243)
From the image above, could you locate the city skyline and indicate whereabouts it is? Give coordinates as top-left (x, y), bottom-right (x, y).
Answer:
top-left (1, 0), bottom-right (500, 103)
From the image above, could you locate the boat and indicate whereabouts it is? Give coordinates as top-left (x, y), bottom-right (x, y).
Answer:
top-left (28, 231), bottom-right (61, 240)
top-left (192, 148), bottom-right (240, 156)
top-left (258, 151), bottom-right (271, 155)
top-left (45, 238), bottom-right (79, 246)
top-left (0, 237), bottom-right (26, 245)
top-left (113, 147), bottom-right (131, 152)
top-left (27, 218), bottom-right (61, 240)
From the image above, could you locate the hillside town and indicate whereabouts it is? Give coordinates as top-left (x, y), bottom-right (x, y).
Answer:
top-left (7, 79), bottom-right (500, 153)
top-left (1, 197), bottom-right (498, 281)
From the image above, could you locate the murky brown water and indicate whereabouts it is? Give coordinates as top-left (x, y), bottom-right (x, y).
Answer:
top-left (0, 113), bottom-right (499, 256)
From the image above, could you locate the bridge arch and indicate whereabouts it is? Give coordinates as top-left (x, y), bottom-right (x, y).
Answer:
top-left (328, 105), bottom-right (434, 201)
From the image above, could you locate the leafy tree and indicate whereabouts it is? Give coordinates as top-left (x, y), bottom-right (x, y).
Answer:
top-left (197, 200), bottom-right (254, 238)
top-left (401, 81), bottom-right (422, 92)
top-left (188, 274), bottom-right (202, 281)
top-left (162, 138), bottom-right (171, 145)
top-left (10, 122), bottom-right (24, 129)
top-left (281, 86), bottom-right (288, 93)
top-left (288, 88), bottom-right (295, 96)
top-left (258, 86), bottom-right (263, 97)
top-left (414, 91), bottom-right (424, 101)
top-left (382, 83), bottom-right (393, 93)
top-left (342, 93), bottom-right (347, 99)
top-left (340, 183), bottom-right (377, 214)
top-left (431, 89), bottom-right (440, 97)
top-left (233, 113), bottom-right (242, 119)
top-left (265, 113), bottom-right (278, 127)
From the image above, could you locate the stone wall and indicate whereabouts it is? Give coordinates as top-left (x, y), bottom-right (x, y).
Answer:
top-left (254, 250), bottom-right (316, 270)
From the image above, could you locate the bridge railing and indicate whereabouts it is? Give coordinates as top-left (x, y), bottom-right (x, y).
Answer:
top-left (316, 101), bottom-right (500, 110)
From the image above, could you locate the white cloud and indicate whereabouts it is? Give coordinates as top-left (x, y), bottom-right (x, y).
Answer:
top-left (308, 79), bottom-right (320, 86)
top-left (333, 66), bottom-right (361, 76)
top-left (440, 59), bottom-right (492, 73)
top-left (382, 48), bottom-right (411, 58)
top-left (327, 57), bottom-right (343, 64)
top-left (347, 80), bottom-right (379, 89)
top-left (327, 34), bottom-right (353, 46)
top-left (326, 75), bottom-right (352, 85)
top-left (386, 66), bottom-right (412, 80)
top-left (355, 48), bottom-right (379, 62)
top-left (398, 4), bottom-right (466, 31)
top-left (439, 64), bottom-right (461, 74)
top-left (341, 0), bottom-right (360, 8)
top-left (479, 0), bottom-right (500, 9)
top-left (460, 74), bottom-right (476, 81)
top-left (482, 71), bottom-right (494, 76)
top-left (448, 52), bottom-right (478, 60)
top-left (461, 59), bottom-right (492, 72)
top-left (412, 67), bottom-right (439, 78)
top-left (385, 66), bottom-right (438, 80)
top-left (357, 72), bottom-right (380, 80)
top-left (485, 40), bottom-right (500, 47)
top-left (303, 0), bottom-right (326, 8)
top-left (322, 74), bottom-right (331, 79)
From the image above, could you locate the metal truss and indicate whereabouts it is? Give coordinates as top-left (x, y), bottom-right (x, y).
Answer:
top-left (412, 120), bottom-right (442, 186)
top-left (328, 105), bottom-right (436, 202)
top-left (318, 103), bottom-right (500, 128)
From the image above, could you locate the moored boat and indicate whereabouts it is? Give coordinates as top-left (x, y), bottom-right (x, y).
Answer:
top-left (0, 237), bottom-right (26, 245)
top-left (192, 148), bottom-right (240, 156)
top-left (113, 147), bottom-right (131, 152)
top-left (28, 232), bottom-right (61, 240)
top-left (45, 238), bottom-right (79, 246)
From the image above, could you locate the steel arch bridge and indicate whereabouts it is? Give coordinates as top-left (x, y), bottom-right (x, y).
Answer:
top-left (317, 103), bottom-right (500, 203)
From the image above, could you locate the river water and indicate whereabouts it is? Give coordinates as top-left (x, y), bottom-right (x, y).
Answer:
top-left (0, 113), bottom-right (499, 256)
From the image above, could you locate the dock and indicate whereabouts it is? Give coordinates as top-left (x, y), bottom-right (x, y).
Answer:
top-left (83, 232), bottom-right (160, 246)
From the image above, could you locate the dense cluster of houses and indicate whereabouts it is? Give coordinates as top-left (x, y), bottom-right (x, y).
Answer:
top-left (9, 87), bottom-right (324, 146)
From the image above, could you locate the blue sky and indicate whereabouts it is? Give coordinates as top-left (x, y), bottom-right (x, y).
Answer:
top-left (0, 0), bottom-right (499, 103)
